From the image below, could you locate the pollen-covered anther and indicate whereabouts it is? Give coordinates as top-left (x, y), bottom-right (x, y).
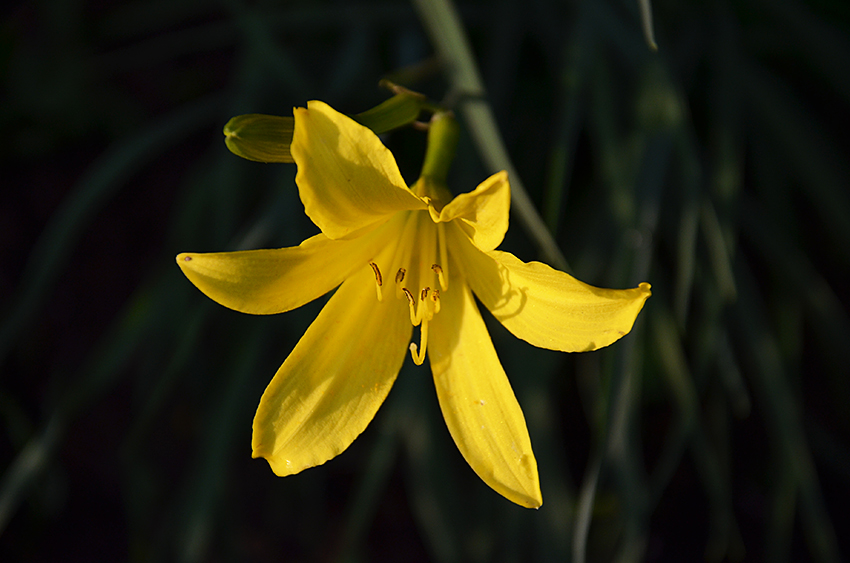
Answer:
top-left (402, 287), bottom-right (415, 305)
top-left (431, 289), bottom-right (441, 314)
top-left (432, 264), bottom-right (447, 291)
top-left (394, 268), bottom-right (407, 298)
top-left (369, 262), bottom-right (383, 302)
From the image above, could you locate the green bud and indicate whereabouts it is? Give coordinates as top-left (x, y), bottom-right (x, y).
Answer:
top-left (224, 85), bottom-right (428, 163)
top-left (223, 114), bottom-right (294, 163)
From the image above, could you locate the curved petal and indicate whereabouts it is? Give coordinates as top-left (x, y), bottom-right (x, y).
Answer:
top-left (428, 279), bottom-right (542, 508)
top-left (176, 226), bottom-right (390, 315)
top-left (454, 226), bottom-right (651, 352)
top-left (252, 264), bottom-right (412, 475)
top-left (431, 170), bottom-right (510, 251)
top-left (292, 100), bottom-right (426, 239)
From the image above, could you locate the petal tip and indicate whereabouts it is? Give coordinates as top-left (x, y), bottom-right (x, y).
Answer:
top-left (252, 442), bottom-right (308, 477)
top-left (501, 481), bottom-right (543, 509)
top-left (259, 454), bottom-right (298, 477)
top-left (175, 253), bottom-right (195, 269)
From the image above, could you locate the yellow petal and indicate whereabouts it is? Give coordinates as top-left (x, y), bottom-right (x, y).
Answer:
top-left (428, 279), bottom-right (542, 508)
top-left (176, 227), bottom-right (388, 315)
top-left (455, 227), bottom-right (651, 352)
top-left (292, 100), bottom-right (426, 239)
top-left (431, 170), bottom-right (510, 251)
top-left (252, 264), bottom-right (412, 475)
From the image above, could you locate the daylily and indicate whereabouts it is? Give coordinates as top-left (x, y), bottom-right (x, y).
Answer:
top-left (177, 101), bottom-right (650, 508)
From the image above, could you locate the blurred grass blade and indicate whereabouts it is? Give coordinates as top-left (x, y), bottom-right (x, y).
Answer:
top-left (651, 305), bottom-right (744, 560)
top-left (0, 277), bottom-right (163, 534)
top-left (543, 4), bottom-right (593, 234)
top-left (0, 413), bottom-right (63, 533)
top-left (717, 332), bottom-right (751, 419)
top-left (638, 0), bottom-right (658, 51)
top-left (744, 60), bottom-right (850, 264)
top-left (0, 96), bottom-right (221, 367)
top-left (172, 326), bottom-right (263, 563)
top-left (753, 0), bottom-right (850, 105)
top-left (740, 193), bottom-right (850, 401)
top-left (606, 333), bottom-right (649, 563)
top-left (336, 404), bottom-right (399, 561)
top-left (673, 166), bottom-right (699, 326)
top-left (734, 261), bottom-right (840, 563)
top-left (397, 369), bottom-right (461, 563)
top-left (649, 306), bottom-right (697, 498)
top-left (700, 199), bottom-right (737, 302)
top-left (573, 452), bottom-right (601, 563)
top-left (767, 463), bottom-right (797, 563)
top-left (412, 0), bottom-right (568, 270)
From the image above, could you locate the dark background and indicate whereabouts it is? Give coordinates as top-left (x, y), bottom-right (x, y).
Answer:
top-left (2, 0), bottom-right (849, 561)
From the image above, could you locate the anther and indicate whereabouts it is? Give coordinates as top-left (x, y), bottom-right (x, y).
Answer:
top-left (421, 287), bottom-right (430, 301)
top-left (402, 287), bottom-right (415, 304)
top-left (431, 289), bottom-right (441, 314)
top-left (432, 264), bottom-right (447, 291)
top-left (369, 262), bottom-right (383, 285)
top-left (369, 262), bottom-right (383, 302)
top-left (393, 268), bottom-right (407, 298)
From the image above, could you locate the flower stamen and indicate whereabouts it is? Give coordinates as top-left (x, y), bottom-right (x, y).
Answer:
top-left (369, 262), bottom-right (383, 302)
top-left (437, 223), bottom-right (449, 291)
top-left (402, 288), bottom-right (420, 326)
top-left (420, 287), bottom-right (434, 321)
top-left (431, 264), bottom-right (446, 292)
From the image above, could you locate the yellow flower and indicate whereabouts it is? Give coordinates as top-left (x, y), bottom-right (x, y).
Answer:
top-left (176, 101), bottom-right (650, 508)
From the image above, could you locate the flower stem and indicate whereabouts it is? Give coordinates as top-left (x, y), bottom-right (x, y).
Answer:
top-left (420, 112), bottom-right (459, 185)
top-left (412, 0), bottom-right (568, 270)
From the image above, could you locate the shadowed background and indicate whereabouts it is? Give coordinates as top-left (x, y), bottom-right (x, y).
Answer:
top-left (1, 0), bottom-right (849, 561)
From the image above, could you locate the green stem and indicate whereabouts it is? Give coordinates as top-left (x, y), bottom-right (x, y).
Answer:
top-left (420, 112), bottom-right (459, 184)
top-left (412, 0), bottom-right (568, 270)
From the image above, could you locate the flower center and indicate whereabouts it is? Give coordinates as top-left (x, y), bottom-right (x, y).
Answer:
top-left (367, 211), bottom-right (449, 366)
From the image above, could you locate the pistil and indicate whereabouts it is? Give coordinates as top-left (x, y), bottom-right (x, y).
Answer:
top-left (409, 318), bottom-right (429, 366)
top-left (431, 264), bottom-right (446, 292)
top-left (437, 223), bottom-right (449, 291)
top-left (369, 209), bottom-right (451, 365)
top-left (401, 288), bottom-right (420, 326)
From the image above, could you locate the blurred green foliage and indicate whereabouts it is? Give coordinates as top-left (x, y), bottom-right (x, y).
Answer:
top-left (2, 0), bottom-right (849, 561)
